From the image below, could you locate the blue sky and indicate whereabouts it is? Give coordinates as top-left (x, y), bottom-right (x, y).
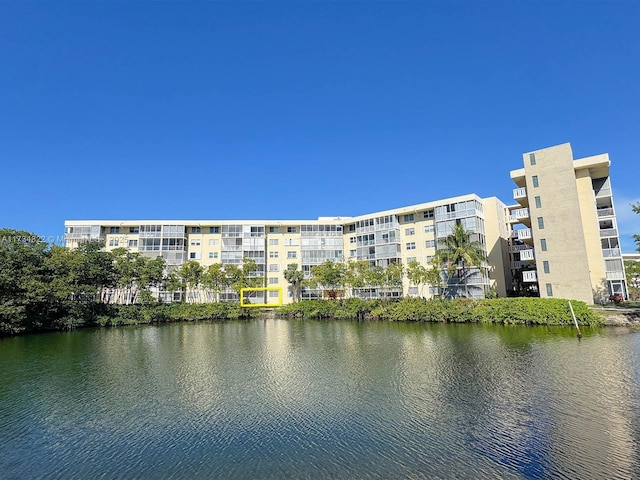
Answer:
top-left (1, 2), bottom-right (639, 252)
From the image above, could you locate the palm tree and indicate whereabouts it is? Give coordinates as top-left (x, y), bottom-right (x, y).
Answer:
top-left (434, 222), bottom-right (486, 298)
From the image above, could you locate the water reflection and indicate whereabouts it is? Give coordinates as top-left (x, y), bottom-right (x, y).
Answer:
top-left (0, 321), bottom-right (638, 479)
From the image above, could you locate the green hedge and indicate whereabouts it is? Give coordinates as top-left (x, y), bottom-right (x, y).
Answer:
top-left (279, 298), bottom-right (603, 326)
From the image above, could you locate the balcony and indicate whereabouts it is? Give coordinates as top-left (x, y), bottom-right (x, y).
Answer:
top-left (516, 228), bottom-right (532, 241)
top-left (597, 208), bottom-right (614, 217)
top-left (522, 271), bottom-right (537, 282)
top-left (509, 208), bottom-right (530, 223)
top-left (599, 228), bottom-right (618, 238)
top-left (602, 248), bottom-right (621, 258)
top-left (511, 261), bottom-right (525, 270)
top-left (509, 244), bottom-right (529, 253)
top-left (606, 271), bottom-right (625, 280)
top-left (513, 187), bottom-right (527, 200)
top-left (520, 249), bottom-right (535, 261)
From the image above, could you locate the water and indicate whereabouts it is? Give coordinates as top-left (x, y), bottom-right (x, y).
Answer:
top-left (1, 320), bottom-right (639, 479)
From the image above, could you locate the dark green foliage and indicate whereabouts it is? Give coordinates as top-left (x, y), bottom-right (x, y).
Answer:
top-left (279, 297), bottom-right (603, 326)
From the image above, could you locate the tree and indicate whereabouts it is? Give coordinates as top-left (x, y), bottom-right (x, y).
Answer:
top-left (624, 259), bottom-right (640, 301)
top-left (382, 261), bottom-right (404, 298)
top-left (633, 202), bottom-right (640, 253)
top-left (434, 222), bottom-right (486, 298)
top-left (177, 261), bottom-right (204, 303)
top-left (201, 263), bottom-right (227, 302)
top-left (310, 260), bottom-right (345, 300)
top-left (283, 263), bottom-right (304, 302)
top-left (406, 260), bottom-right (428, 297)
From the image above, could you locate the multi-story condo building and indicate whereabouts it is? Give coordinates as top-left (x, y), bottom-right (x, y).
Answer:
top-left (509, 143), bottom-right (628, 304)
top-left (65, 194), bottom-right (511, 304)
top-left (64, 142), bottom-right (628, 305)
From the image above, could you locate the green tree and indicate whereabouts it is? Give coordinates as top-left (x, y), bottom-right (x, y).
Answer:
top-left (406, 260), bottom-right (428, 296)
top-left (434, 222), bottom-right (486, 298)
top-left (310, 260), bottom-right (345, 300)
top-left (202, 263), bottom-right (227, 302)
top-left (177, 261), bottom-right (204, 303)
top-left (633, 202), bottom-right (640, 252)
top-left (624, 259), bottom-right (640, 301)
top-left (383, 261), bottom-right (404, 298)
top-left (283, 263), bottom-right (304, 302)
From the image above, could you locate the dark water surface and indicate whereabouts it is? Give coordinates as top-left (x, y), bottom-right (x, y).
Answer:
top-left (1, 320), bottom-right (639, 479)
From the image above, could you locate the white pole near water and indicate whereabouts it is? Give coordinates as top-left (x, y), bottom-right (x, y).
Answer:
top-left (568, 300), bottom-right (582, 339)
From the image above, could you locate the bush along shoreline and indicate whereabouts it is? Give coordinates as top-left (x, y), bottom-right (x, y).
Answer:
top-left (278, 297), bottom-right (604, 326)
top-left (1, 298), bottom-right (604, 337)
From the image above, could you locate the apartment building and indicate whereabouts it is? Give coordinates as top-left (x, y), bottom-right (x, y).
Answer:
top-left (64, 142), bottom-right (628, 305)
top-left (509, 143), bottom-right (628, 304)
top-left (65, 194), bottom-right (510, 304)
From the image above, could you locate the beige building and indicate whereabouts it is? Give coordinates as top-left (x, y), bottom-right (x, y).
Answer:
top-left (509, 143), bottom-right (627, 304)
top-left (65, 142), bottom-right (628, 305)
top-left (65, 194), bottom-right (510, 304)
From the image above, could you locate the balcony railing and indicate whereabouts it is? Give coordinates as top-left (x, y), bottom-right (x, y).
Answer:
top-left (602, 248), bottom-right (621, 258)
top-left (511, 261), bottom-right (525, 270)
top-left (597, 208), bottom-right (614, 217)
top-left (517, 229), bottom-right (532, 240)
top-left (520, 249), bottom-right (535, 261)
top-left (599, 228), bottom-right (618, 238)
top-left (522, 271), bottom-right (537, 282)
top-left (513, 187), bottom-right (527, 200)
top-left (606, 271), bottom-right (625, 280)
top-left (509, 244), bottom-right (529, 253)
top-left (509, 208), bottom-right (530, 223)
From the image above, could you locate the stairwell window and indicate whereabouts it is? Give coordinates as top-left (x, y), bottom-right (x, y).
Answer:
top-left (537, 217), bottom-right (545, 230)
top-left (534, 196), bottom-right (542, 209)
top-left (540, 238), bottom-right (547, 251)
top-left (543, 261), bottom-right (550, 274)
top-left (532, 175), bottom-right (539, 188)
top-left (546, 283), bottom-right (553, 297)
top-left (529, 153), bottom-right (536, 166)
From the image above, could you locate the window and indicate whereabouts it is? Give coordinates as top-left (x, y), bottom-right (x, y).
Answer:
top-left (406, 242), bottom-right (416, 250)
top-left (208, 252), bottom-right (218, 259)
top-left (537, 217), bottom-right (545, 230)
top-left (424, 225), bottom-right (434, 233)
top-left (130, 227), bottom-right (139, 234)
top-left (190, 239), bottom-right (201, 246)
top-left (349, 249), bottom-right (356, 257)
top-left (529, 153), bottom-right (536, 166)
top-left (405, 228), bottom-right (415, 236)
top-left (269, 264), bottom-right (279, 272)
top-left (109, 227), bottom-right (120, 234)
top-left (269, 290), bottom-right (279, 298)
top-left (423, 210), bottom-right (434, 219)
top-left (532, 175), bottom-right (539, 188)
top-left (189, 252), bottom-right (201, 260)
top-left (287, 251), bottom-right (297, 259)
top-left (540, 238), bottom-right (547, 251)
top-left (285, 238), bottom-right (299, 246)
top-left (546, 283), bottom-right (553, 297)
top-left (404, 214), bottom-right (414, 222)
top-left (209, 239), bottom-right (219, 246)
top-left (543, 261), bottom-right (550, 274)
top-left (408, 287), bottom-right (418, 295)
top-left (128, 239), bottom-right (138, 247)
top-left (268, 277), bottom-right (279, 285)
top-left (209, 227), bottom-right (220, 234)
top-left (269, 251), bottom-right (279, 258)
top-left (269, 226), bottom-right (279, 233)
top-left (109, 239), bottom-right (119, 247)
top-left (287, 226), bottom-right (297, 233)
top-left (425, 240), bottom-right (436, 248)
top-left (349, 237), bottom-right (356, 244)
top-left (426, 255), bottom-right (434, 262)
top-left (534, 196), bottom-right (542, 209)
top-left (269, 239), bottom-right (279, 246)
top-left (191, 227), bottom-right (201, 233)
top-left (407, 257), bottom-right (416, 264)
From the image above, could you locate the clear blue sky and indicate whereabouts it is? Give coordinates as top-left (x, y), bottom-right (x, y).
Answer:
top-left (1, 2), bottom-right (638, 251)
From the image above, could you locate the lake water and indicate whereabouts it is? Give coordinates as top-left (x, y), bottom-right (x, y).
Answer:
top-left (1, 320), bottom-right (639, 479)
